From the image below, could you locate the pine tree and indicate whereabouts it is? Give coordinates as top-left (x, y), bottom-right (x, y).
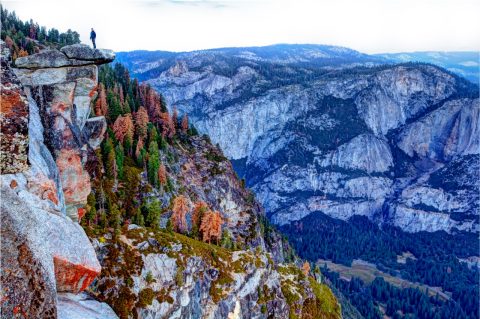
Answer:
top-left (192, 201), bottom-right (208, 238)
top-left (172, 106), bottom-right (179, 128)
top-left (181, 114), bottom-right (189, 133)
top-left (115, 144), bottom-right (124, 180)
top-left (85, 192), bottom-right (97, 226)
top-left (160, 112), bottom-right (175, 139)
top-left (135, 139), bottom-right (145, 165)
top-left (103, 137), bottom-right (117, 180)
top-left (144, 198), bottom-right (161, 229)
top-left (95, 83), bottom-right (108, 116)
top-left (109, 203), bottom-right (121, 230)
top-left (171, 195), bottom-right (190, 233)
top-left (220, 229), bottom-right (233, 249)
top-left (158, 164), bottom-right (167, 186)
top-left (107, 91), bottom-right (123, 122)
top-left (147, 141), bottom-right (160, 186)
top-left (135, 106), bottom-right (149, 142)
top-left (200, 210), bottom-right (223, 244)
top-left (113, 114), bottom-right (134, 144)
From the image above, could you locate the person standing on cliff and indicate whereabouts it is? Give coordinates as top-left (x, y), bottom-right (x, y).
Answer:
top-left (90, 28), bottom-right (96, 49)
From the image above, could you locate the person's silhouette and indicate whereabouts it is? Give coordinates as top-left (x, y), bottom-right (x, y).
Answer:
top-left (90, 28), bottom-right (96, 49)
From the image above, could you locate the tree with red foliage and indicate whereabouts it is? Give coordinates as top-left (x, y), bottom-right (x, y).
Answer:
top-left (158, 164), bottom-right (167, 186)
top-left (95, 83), bottom-right (108, 116)
top-left (135, 139), bottom-right (144, 161)
top-left (160, 112), bottom-right (175, 138)
top-left (200, 210), bottom-right (223, 244)
top-left (134, 106), bottom-right (149, 142)
top-left (302, 261), bottom-right (311, 276)
top-left (181, 114), bottom-right (189, 133)
top-left (172, 106), bottom-right (179, 128)
top-left (113, 114), bottom-right (134, 144)
top-left (171, 195), bottom-right (190, 233)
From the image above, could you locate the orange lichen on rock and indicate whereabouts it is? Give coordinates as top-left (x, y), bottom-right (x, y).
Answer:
top-left (50, 101), bottom-right (70, 114)
top-left (27, 173), bottom-right (60, 205)
top-left (53, 256), bottom-right (100, 293)
top-left (9, 179), bottom-right (18, 189)
top-left (77, 208), bottom-right (86, 220)
top-left (0, 86), bottom-right (26, 116)
top-left (56, 149), bottom-right (91, 206)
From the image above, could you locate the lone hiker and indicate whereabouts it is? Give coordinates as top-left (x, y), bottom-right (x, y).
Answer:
top-left (90, 28), bottom-right (96, 49)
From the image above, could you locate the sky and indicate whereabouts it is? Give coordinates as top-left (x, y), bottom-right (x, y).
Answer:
top-left (3, 0), bottom-right (480, 54)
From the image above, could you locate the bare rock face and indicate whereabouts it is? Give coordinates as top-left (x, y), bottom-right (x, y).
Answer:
top-left (15, 45), bottom-right (113, 220)
top-left (60, 44), bottom-right (115, 63)
top-left (0, 186), bottom-right (57, 319)
top-left (397, 98), bottom-right (479, 161)
top-left (0, 42), bottom-right (114, 318)
top-left (319, 134), bottom-right (393, 173)
top-left (57, 293), bottom-right (119, 319)
top-left (15, 49), bottom-right (94, 68)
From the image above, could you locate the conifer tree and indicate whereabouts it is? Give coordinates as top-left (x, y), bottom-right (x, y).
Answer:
top-left (147, 141), bottom-right (160, 186)
top-left (200, 210), bottom-right (223, 244)
top-left (144, 198), bottom-right (161, 229)
top-left (109, 203), bottom-right (122, 230)
top-left (113, 114), bottom-right (134, 144)
top-left (192, 201), bottom-right (208, 238)
top-left (115, 144), bottom-right (124, 180)
top-left (135, 106), bottom-right (149, 142)
top-left (85, 192), bottom-right (97, 226)
top-left (171, 195), bottom-right (190, 233)
top-left (158, 164), bottom-right (167, 186)
top-left (160, 112), bottom-right (175, 138)
top-left (181, 114), bottom-right (189, 133)
top-left (172, 106), bottom-right (179, 128)
top-left (95, 83), bottom-right (108, 116)
top-left (103, 137), bottom-right (117, 180)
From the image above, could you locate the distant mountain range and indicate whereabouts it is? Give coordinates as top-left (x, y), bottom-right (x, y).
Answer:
top-left (117, 45), bottom-right (479, 85)
top-left (116, 44), bottom-right (479, 318)
top-left (376, 51), bottom-right (479, 85)
top-left (116, 44), bottom-right (479, 235)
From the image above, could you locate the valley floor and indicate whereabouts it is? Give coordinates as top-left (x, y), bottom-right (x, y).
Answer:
top-left (317, 259), bottom-right (451, 301)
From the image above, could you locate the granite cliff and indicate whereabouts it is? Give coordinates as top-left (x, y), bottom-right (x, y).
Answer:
top-left (1, 42), bottom-right (116, 317)
top-left (116, 46), bottom-right (479, 234)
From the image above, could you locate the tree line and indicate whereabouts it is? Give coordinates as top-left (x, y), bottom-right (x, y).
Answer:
top-left (1, 5), bottom-right (80, 60)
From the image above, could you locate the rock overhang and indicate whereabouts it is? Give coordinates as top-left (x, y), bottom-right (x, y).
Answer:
top-left (15, 44), bottom-right (115, 69)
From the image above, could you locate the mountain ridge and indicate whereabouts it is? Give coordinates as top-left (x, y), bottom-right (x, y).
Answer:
top-left (116, 46), bottom-right (479, 235)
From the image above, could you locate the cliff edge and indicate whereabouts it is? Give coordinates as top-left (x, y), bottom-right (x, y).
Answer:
top-left (0, 42), bottom-right (116, 318)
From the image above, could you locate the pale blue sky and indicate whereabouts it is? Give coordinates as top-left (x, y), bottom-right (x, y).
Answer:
top-left (3, 0), bottom-right (480, 53)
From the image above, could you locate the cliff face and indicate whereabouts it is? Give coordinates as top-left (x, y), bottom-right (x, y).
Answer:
top-left (117, 48), bottom-right (479, 234)
top-left (87, 120), bottom-right (340, 319)
top-left (0, 42), bottom-right (116, 318)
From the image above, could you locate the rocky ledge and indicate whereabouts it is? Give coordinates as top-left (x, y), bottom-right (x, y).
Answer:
top-left (0, 42), bottom-right (116, 318)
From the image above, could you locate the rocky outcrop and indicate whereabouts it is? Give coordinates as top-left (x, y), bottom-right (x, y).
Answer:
top-left (0, 43), bottom-right (29, 174)
top-left (318, 134), bottom-right (393, 173)
top-left (91, 226), bottom-right (340, 319)
top-left (12, 44), bottom-right (112, 220)
top-left (118, 47), bottom-right (479, 234)
top-left (0, 42), bottom-right (115, 318)
top-left (397, 98), bottom-right (479, 161)
top-left (57, 293), bottom-right (119, 319)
